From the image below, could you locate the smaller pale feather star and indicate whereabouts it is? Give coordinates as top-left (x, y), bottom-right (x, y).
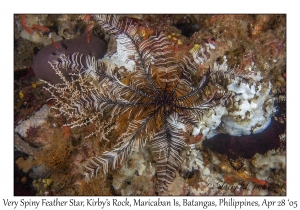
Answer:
top-left (45, 14), bottom-right (262, 193)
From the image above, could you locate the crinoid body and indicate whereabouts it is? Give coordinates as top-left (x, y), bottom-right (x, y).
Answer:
top-left (44, 15), bottom-right (268, 193)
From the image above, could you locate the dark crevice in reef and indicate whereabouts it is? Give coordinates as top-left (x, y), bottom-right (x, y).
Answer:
top-left (203, 118), bottom-right (285, 159)
top-left (173, 16), bottom-right (200, 37)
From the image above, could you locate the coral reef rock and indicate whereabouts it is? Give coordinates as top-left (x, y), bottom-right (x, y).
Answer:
top-left (14, 14), bottom-right (285, 196)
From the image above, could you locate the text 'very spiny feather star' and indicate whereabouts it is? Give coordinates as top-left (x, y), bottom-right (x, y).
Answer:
top-left (45, 15), bottom-right (253, 193)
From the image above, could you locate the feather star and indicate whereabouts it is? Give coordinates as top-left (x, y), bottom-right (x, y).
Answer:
top-left (45, 14), bottom-right (253, 193)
